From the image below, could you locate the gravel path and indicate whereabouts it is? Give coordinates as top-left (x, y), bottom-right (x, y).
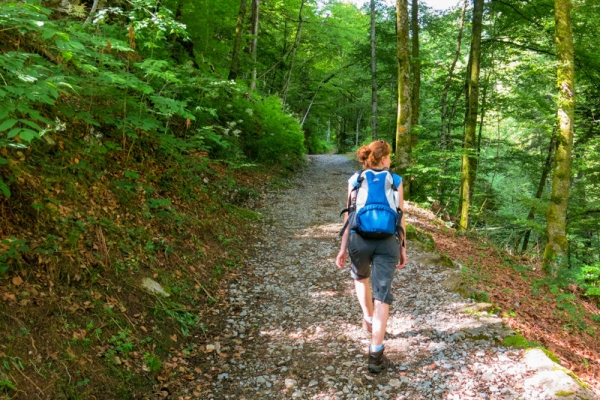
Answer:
top-left (172, 155), bottom-right (597, 400)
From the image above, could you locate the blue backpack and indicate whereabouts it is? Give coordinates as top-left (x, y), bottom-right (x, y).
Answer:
top-left (340, 169), bottom-right (403, 239)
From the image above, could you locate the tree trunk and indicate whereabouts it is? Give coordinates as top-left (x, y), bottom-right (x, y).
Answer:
top-left (437, 0), bottom-right (467, 206)
top-left (395, 0), bottom-right (412, 200)
top-left (84, 0), bottom-right (100, 25)
top-left (543, 0), bottom-right (575, 272)
top-left (249, 0), bottom-right (260, 91)
top-left (411, 0), bottom-right (420, 130)
top-left (281, 0), bottom-right (305, 107)
top-left (440, 0), bottom-right (468, 155)
top-left (521, 133), bottom-right (556, 253)
top-left (356, 109), bottom-right (363, 146)
top-left (228, 0), bottom-right (248, 81)
top-left (458, 0), bottom-right (484, 231)
top-left (370, 0), bottom-right (378, 140)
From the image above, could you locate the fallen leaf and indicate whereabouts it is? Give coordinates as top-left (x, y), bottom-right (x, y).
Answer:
top-left (170, 334), bottom-right (177, 342)
top-left (12, 276), bottom-right (23, 286)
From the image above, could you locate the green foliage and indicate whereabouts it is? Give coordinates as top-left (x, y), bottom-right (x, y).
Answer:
top-left (0, 379), bottom-right (17, 392)
top-left (576, 262), bottom-right (600, 298)
top-left (0, 0), bottom-right (306, 192)
top-left (144, 353), bottom-right (162, 372)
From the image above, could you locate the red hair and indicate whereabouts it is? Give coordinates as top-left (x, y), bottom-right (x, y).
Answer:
top-left (356, 140), bottom-right (391, 169)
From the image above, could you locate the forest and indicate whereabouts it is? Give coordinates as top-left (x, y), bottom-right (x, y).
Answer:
top-left (0, 0), bottom-right (599, 397)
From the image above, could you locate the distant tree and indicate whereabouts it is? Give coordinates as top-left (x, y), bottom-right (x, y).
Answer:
top-left (411, 0), bottom-right (420, 129)
top-left (228, 0), bottom-right (248, 81)
top-left (249, 0), bottom-right (260, 90)
top-left (281, 0), bottom-right (306, 107)
top-left (371, 0), bottom-right (378, 140)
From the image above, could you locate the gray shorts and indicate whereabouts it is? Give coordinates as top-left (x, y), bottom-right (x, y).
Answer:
top-left (348, 233), bottom-right (399, 304)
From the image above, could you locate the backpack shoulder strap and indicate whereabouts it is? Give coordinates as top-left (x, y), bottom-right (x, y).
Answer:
top-left (339, 170), bottom-right (363, 236)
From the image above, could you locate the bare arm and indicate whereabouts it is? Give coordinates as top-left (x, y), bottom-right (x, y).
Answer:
top-left (397, 181), bottom-right (407, 269)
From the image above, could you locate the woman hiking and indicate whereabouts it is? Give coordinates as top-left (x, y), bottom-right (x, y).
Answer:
top-left (336, 140), bottom-right (407, 373)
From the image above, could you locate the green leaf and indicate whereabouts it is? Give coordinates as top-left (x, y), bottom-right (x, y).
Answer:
top-left (0, 178), bottom-right (10, 198)
top-left (0, 157), bottom-right (7, 165)
top-left (62, 51), bottom-right (73, 62)
top-left (0, 119), bottom-right (18, 132)
top-left (19, 129), bottom-right (38, 142)
top-left (19, 119), bottom-right (42, 131)
top-left (0, 107), bottom-right (10, 120)
top-left (124, 170), bottom-right (140, 179)
top-left (7, 128), bottom-right (22, 138)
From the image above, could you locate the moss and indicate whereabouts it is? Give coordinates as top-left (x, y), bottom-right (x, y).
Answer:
top-left (405, 224), bottom-right (434, 250)
top-left (564, 369), bottom-right (591, 389)
top-left (554, 391), bottom-right (574, 397)
top-left (542, 348), bottom-right (560, 363)
top-left (502, 334), bottom-right (540, 349)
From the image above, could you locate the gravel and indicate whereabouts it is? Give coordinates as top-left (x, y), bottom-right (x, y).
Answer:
top-left (173, 155), bottom-right (597, 400)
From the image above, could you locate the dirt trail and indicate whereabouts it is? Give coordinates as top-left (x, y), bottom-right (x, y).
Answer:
top-left (167, 155), bottom-right (597, 400)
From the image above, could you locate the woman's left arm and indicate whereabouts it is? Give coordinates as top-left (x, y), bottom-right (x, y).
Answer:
top-left (397, 181), bottom-right (407, 269)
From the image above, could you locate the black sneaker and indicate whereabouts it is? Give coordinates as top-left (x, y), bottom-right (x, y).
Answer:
top-left (368, 346), bottom-right (385, 373)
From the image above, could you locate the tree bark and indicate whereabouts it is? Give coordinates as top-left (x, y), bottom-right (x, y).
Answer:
top-left (440, 0), bottom-right (467, 155)
top-left (370, 0), bottom-right (378, 140)
top-left (411, 0), bottom-right (420, 130)
top-left (228, 0), bottom-right (248, 81)
top-left (395, 0), bottom-right (412, 199)
top-left (249, 0), bottom-right (260, 91)
top-left (458, 0), bottom-right (484, 231)
top-left (84, 0), bottom-right (100, 25)
top-left (356, 109), bottom-right (363, 146)
top-left (543, 0), bottom-right (575, 272)
top-left (281, 0), bottom-right (305, 107)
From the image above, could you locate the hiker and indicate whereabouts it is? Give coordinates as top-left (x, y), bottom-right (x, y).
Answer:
top-left (335, 140), bottom-right (407, 373)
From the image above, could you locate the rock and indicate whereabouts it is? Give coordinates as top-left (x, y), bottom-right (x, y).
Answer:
top-left (389, 379), bottom-right (401, 388)
top-left (285, 379), bottom-right (297, 388)
top-left (141, 278), bottom-right (170, 297)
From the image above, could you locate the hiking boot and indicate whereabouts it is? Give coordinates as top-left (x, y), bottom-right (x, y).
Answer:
top-left (362, 318), bottom-right (372, 333)
top-left (368, 346), bottom-right (385, 374)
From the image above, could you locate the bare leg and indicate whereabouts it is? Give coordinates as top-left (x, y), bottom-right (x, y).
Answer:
top-left (354, 278), bottom-right (373, 320)
top-left (371, 300), bottom-right (389, 346)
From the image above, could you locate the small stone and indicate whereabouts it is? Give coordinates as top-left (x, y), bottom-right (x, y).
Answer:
top-left (285, 379), bottom-right (297, 388)
top-left (389, 379), bottom-right (401, 388)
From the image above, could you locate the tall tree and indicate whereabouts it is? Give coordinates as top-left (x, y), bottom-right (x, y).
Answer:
top-left (281, 0), bottom-right (305, 107)
top-left (437, 0), bottom-right (468, 205)
top-left (228, 0), bottom-right (248, 81)
top-left (395, 0), bottom-right (412, 199)
top-left (411, 0), bottom-right (420, 129)
top-left (543, 0), bottom-right (575, 272)
top-left (371, 0), bottom-right (378, 140)
top-left (440, 0), bottom-right (468, 155)
top-left (249, 0), bottom-right (260, 91)
top-left (457, 0), bottom-right (484, 231)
